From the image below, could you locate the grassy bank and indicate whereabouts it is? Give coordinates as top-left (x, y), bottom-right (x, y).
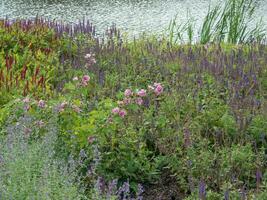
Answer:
top-left (1, 0), bottom-right (267, 199)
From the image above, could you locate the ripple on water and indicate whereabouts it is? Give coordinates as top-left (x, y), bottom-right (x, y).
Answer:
top-left (0, 0), bottom-right (266, 36)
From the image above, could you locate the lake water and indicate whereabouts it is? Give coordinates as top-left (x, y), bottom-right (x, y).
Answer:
top-left (1, 0), bottom-right (267, 35)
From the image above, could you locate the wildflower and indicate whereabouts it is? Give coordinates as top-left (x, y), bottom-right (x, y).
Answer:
top-left (199, 180), bottom-right (206, 200)
top-left (137, 184), bottom-right (144, 200)
top-left (124, 89), bottom-right (133, 97)
top-left (136, 97), bottom-right (143, 105)
top-left (36, 120), bottom-right (45, 128)
top-left (119, 109), bottom-right (127, 118)
top-left (82, 75), bottom-right (90, 86)
top-left (123, 98), bottom-right (131, 105)
top-left (73, 76), bottom-right (79, 81)
top-left (112, 107), bottom-right (120, 114)
top-left (24, 105), bottom-right (30, 112)
top-left (58, 101), bottom-right (68, 112)
top-left (154, 83), bottom-right (163, 95)
top-left (23, 97), bottom-right (30, 103)
top-left (137, 89), bottom-right (147, 97)
top-left (38, 100), bottom-right (45, 108)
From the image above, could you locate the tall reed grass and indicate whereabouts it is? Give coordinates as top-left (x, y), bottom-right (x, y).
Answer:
top-left (167, 0), bottom-right (266, 44)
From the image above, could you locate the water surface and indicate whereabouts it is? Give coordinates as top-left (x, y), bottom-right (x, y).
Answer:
top-left (1, 0), bottom-right (266, 35)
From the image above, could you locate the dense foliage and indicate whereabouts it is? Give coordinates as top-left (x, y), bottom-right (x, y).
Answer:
top-left (0, 6), bottom-right (267, 200)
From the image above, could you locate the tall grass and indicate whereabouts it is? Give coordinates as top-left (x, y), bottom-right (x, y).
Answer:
top-left (168, 0), bottom-right (266, 44)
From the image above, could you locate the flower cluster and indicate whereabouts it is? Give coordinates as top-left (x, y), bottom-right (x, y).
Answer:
top-left (111, 83), bottom-right (164, 118)
top-left (84, 53), bottom-right (96, 67)
top-left (73, 75), bottom-right (91, 87)
top-left (112, 107), bottom-right (127, 118)
top-left (148, 82), bottom-right (164, 96)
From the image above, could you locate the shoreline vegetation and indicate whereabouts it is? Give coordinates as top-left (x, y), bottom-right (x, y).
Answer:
top-left (0, 0), bottom-right (267, 199)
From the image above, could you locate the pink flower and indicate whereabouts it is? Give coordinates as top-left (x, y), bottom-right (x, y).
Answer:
top-left (119, 109), bottom-right (127, 118)
top-left (38, 100), bottom-right (46, 108)
top-left (137, 89), bottom-right (147, 97)
top-left (136, 97), bottom-right (143, 105)
top-left (124, 89), bottom-right (133, 97)
top-left (73, 76), bottom-right (78, 81)
top-left (123, 98), bottom-right (131, 105)
top-left (23, 97), bottom-right (30, 103)
top-left (82, 75), bottom-right (90, 86)
top-left (112, 107), bottom-right (120, 114)
top-left (154, 83), bottom-right (163, 95)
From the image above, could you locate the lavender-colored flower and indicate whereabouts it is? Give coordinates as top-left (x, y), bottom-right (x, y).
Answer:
top-left (118, 180), bottom-right (130, 200)
top-left (35, 120), bottom-right (45, 128)
top-left (38, 100), bottom-right (46, 108)
top-left (256, 169), bottom-right (262, 190)
top-left (137, 184), bottom-right (144, 200)
top-left (57, 101), bottom-right (68, 112)
top-left (107, 179), bottom-right (118, 198)
top-left (199, 180), bottom-right (206, 200)
top-left (124, 89), bottom-right (133, 97)
top-left (119, 109), bottom-right (127, 118)
top-left (112, 107), bottom-right (120, 114)
top-left (123, 98), bottom-right (131, 105)
top-left (136, 97), bottom-right (144, 105)
top-left (137, 89), bottom-right (147, 97)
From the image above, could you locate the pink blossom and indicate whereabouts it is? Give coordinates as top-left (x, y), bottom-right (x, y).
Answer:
top-left (38, 100), bottom-right (46, 108)
top-left (124, 89), bottom-right (133, 97)
top-left (119, 109), bottom-right (127, 118)
top-left (23, 97), bottom-right (30, 103)
top-left (112, 107), bottom-right (120, 114)
top-left (136, 97), bottom-right (143, 105)
top-left (82, 75), bottom-right (90, 86)
top-left (154, 83), bottom-right (163, 95)
top-left (123, 98), bottom-right (131, 105)
top-left (137, 89), bottom-right (147, 97)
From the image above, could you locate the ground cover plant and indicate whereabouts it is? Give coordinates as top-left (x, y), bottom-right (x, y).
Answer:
top-left (1, 0), bottom-right (267, 199)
